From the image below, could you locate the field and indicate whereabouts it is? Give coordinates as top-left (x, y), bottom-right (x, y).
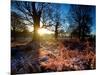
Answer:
top-left (11, 37), bottom-right (96, 74)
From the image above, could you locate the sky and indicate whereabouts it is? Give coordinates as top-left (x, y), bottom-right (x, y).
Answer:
top-left (11, 1), bottom-right (96, 34)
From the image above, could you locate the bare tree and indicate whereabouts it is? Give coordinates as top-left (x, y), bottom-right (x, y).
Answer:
top-left (11, 1), bottom-right (50, 72)
top-left (40, 3), bottom-right (63, 39)
top-left (46, 4), bottom-right (62, 39)
top-left (68, 5), bottom-right (94, 40)
top-left (11, 11), bottom-right (27, 41)
top-left (12, 1), bottom-right (49, 41)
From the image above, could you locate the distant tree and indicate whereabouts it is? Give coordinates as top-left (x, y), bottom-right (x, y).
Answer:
top-left (40, 3), bottom-right (67, 39)
top-left (46, 4), bottom-right (62, 39)
top-left (11, 11), bottom-right (26, 41)
top-left (38, 4), bottom-right (62, 39)
top-left (68, 5), bottom-right (94, 40)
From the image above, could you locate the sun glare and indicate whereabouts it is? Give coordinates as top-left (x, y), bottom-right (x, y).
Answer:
top-left (27, 26), bottom-right (33, 32)
top-left (38, 28), bottom-right (54, 35)
top-left (27, 24), bottom-right (54, 35)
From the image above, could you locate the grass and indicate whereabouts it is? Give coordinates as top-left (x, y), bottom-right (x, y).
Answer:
top-left (11, 37), bottom-right (96, 74)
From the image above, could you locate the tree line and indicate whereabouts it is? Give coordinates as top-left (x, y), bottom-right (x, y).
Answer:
top-left (11, 1), bottom-right (95, 41)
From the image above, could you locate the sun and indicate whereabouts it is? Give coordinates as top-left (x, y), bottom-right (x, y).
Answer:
top-left (27, 23), bottom-right (54, 35)
top-left (38, 28), bottom-right (54, 35)
top-left (27, 25), bottom-right (33, 32)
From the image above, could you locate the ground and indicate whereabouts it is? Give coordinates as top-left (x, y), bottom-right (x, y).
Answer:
top-left (11, 37), bottom-right (96, 74)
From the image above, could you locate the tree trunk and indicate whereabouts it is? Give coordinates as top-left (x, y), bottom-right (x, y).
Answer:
top-left (27, 16), bottom-right (41, 72)
top-left (31, 15), bottom-right (40, 53)
top-left (55, 22), bottom-right (59, 39)
top-left (32, 18), bottom-right (40, 41)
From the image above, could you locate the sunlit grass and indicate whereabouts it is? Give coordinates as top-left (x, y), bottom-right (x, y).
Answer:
top-left (11, 38), bottom-right (96, 73)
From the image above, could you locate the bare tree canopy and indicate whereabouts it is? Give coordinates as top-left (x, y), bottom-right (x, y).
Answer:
top-left (11, 1), bottom-right (50, 41)
top-left (68, 5), bottom-right (95, 40)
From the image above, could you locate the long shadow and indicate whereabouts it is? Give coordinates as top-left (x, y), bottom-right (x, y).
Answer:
top-left (11, 39), bottom-right (41, 74)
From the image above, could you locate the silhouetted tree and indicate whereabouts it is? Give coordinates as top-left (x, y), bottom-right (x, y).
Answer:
top-left (11, 11), bottom-right (26, 41)
top-left (69, 5), bottom-right (94, 40)
top-left (41, 5), bottom-right (53, 28)
top-left (46, 4), bottom-right (62, 39)
top-left (39, 4), bottom-right (62, 39)
top-left (12, 1), bottom-right (49, 41)
top-left (11, 1), bottom-right (51, 72)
